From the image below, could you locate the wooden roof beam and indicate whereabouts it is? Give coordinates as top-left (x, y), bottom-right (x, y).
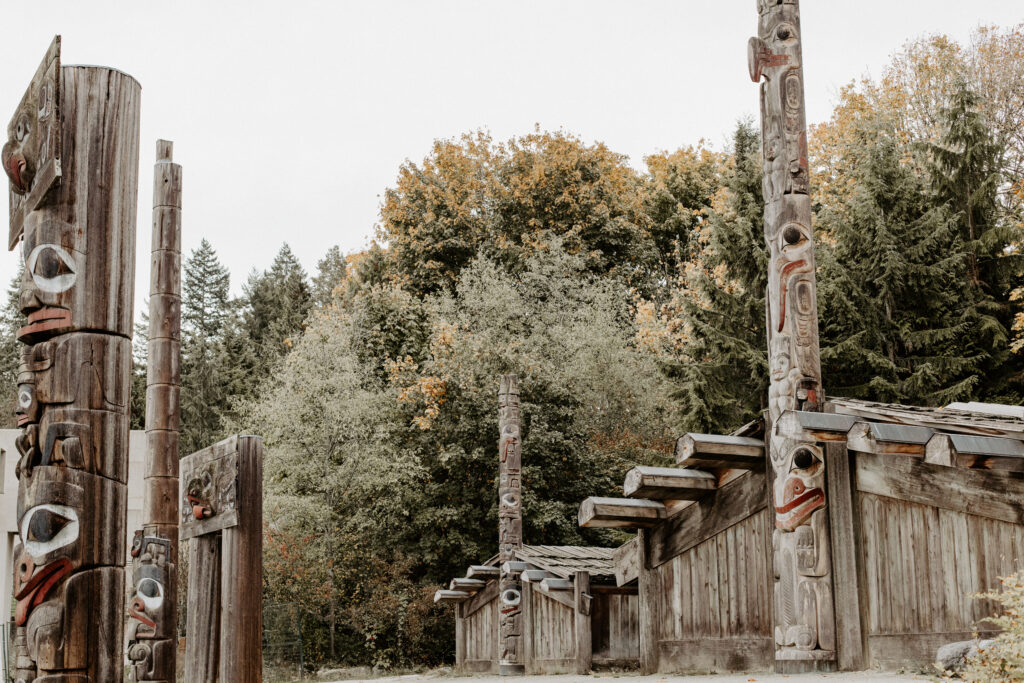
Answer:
top-left (675, 433), bottom-right (765, 470)
top-left (449, 577), bottom-right (486, 592)
top-left (623, 465), bottom-right (717, 500)
top-left (775, 410), bottom-right (857, 442)
top-left (521, 570), bottom-right (554, 583)
top-left (466, 565), bottom-right (500, 580)
top-left (847, 421), bottom-right (933, 457)
top-left (925, 433), bottom-right (1024, 472)
top-left (433, 589), bottom-right (470, 603)
top-left (578, 497), bottom-right (666, 529)
top-left (539, 578), bottom-right (573, 592)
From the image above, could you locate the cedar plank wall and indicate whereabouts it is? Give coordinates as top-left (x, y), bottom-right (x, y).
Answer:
top-left (592, 593), bottom-right (640, 664)
top-left (853, 452), bottom-right (1024, 668)
top-left (646, 504), bottom-right (774, 672)
top-left (462, 595), bottom-right (499, 672)
top-left (526, 591), bottom-right (577, 672)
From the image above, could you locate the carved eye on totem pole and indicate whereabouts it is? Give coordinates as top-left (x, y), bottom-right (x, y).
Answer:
top-left (500, 491), bottom-right (521, 513)
top-left (501, 588), bottom-right (522, 607)
top-left (2, 114), bottom-right (34, 193)
top-left (13, 501), bottom-right (79, 627)
top-left (129, 564), bottom-right (168, 637)
top-left (773, 446), bottom-right (825, 532)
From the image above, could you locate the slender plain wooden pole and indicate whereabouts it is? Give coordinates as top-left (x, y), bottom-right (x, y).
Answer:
top-left (637, 530), bottom-right (660, 674)
top-left (498, 375), bottom-right (525, 675)
top-left (8, 53), bottom-right (140, 681)
top-left (127, 139), bottom-right (183, 682)
top-left (574, 571), bottom-right (592, 674)
top-left (749, 0), bottom-right (835, 672)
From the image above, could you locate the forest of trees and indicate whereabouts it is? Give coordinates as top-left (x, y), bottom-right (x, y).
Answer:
top-left (0, 25), bottom-right (1021, 670)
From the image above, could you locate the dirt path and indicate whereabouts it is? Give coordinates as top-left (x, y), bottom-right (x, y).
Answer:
top-left (345, 671), bottom-right (932, 683)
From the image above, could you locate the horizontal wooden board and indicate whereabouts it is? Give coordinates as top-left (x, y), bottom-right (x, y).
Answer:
top-left (647, 471), bottom-right (768, 568)
top-left (624, 466), bottom-right (717, 500)
top-left (659, 637), bottom-right (772, 673)
top-left (855, 451), bottom-right (1024, 525)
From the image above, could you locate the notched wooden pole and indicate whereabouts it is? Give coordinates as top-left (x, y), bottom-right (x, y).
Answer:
top-left (127, 139), bottom-right (183, 682)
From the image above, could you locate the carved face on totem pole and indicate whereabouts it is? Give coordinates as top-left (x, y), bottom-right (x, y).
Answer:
top-left (13, 333), bottom-right (131, 483)
top-left (3, 37), bottom-right (61, 250)
top-left (126, 531), bottom-right (175, 681)
top-left (180, 448), bottom-right (240, 539)
top-left (12, 467), bottom-right (125, 671)
top-left (773, 445), bottom-right (825, 531)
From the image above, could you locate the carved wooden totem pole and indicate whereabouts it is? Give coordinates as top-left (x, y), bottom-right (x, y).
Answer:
top-left (6, 36), bottom-right (141, 682)
top-left (497, 375), bottom-right (525, 676)
top-left (181, 435), bottom-right (264, 683)
top-left (748, 0), bottom-right (835, 670)
top-left (126, 140), bottom-right (183, 682)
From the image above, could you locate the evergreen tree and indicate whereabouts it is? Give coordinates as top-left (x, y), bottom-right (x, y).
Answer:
top-left (0, 267), bottom-right (24, 427)
top-left (658, 121), bottom-right (769, 433)
top-left (311, 245), bottom-right (348, 309)
top-left (818, 116), bottom-right (977, 404)
top-left (181, 240), bottom-right (234, 453)
top-left (242, 243), bottom-right (312, 366)
top-left (927, 81), bottom-right (1022, 400)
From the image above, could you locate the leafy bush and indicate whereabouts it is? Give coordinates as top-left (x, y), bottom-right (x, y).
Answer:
top-left (961, 571), bottom-right (1024, 681)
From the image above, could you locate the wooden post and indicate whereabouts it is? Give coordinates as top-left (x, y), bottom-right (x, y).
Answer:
top-left (574, 571), bottom-right (592, 674)
top-left (521, 580), bottom-right (534, 673)
top-left (637, 530), bottom-right (660, 674)
top-left (455, 602), bottom-right (466, 672)
top-left (6, 37), bottom-right (141, 681)
top-left (127, 139), bottom-right (182, 682)
top-left (825, 441), bottom-right (867, 670)
top-left (497, 374), bottom-right (525, 675)
top-left (181, 435), bottom-right (264, 682)
top-left (749, 0), bottom-right (836, 672)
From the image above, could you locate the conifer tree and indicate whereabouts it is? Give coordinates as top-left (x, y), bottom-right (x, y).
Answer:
top-left (817, 116), bottom-right (977, 404)
top-left (660, 121), bottom-right (768, 433)
top-left (927, 81), bottom-right (1022, 400)
top-left (181, 239), bottom-right (234, 453)
top-left (0, 267), bottom-right (24, 427)
top-left (311, 244), bottom-right (348, 309)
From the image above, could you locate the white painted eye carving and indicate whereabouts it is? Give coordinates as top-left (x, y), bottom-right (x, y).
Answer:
top-left (136, 577), bottom-right (165, 611)
top-left (501, 493), bottom-right (519, 508)
top-left (20, 504), bottom-right (79, 558)
top-left (26, 244), bottom-right (77, 293)
top-left (18, 386), bottom-right (32, 409)
top-left (501, 588), bottom-right (522, 606)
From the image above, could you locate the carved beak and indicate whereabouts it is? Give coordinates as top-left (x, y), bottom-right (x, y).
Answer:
top-left (5, 152), bottom-right (29, 193)
top-left (13, 555), bottom-right (72, 626)
top-left (129, 596), bottom-right (157, 631)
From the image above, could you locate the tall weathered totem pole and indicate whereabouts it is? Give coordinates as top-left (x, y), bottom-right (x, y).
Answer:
top-left (6, 37), bottom-right (141, 681)
top-left (748, 0), bottom-right (836, 670)
top-left (497, 375), bottom-right (525, 676)
top-left (127, 140), bottom-right (183, 682)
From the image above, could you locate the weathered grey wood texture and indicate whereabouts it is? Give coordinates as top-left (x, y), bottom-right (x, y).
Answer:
top-left (182, 435), bottom-right (264, 683)
top-left (497, 374), bottom-right (525, 674)
top-left (127, 139), bottom-right (182, 683)
top-left (647, 509), bottom-right (774, 673)
top-left (8, 45), bottom-right (141, 682)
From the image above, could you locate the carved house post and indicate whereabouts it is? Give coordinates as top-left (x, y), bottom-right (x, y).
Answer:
top-left (127, 140), bottom-right (183, 682)
top-left (497, 375), bottom-right (525, 675)
top-left (6, 37), bottom-right (141, 681)
top-left (748, 0), bottom-right (837, 672)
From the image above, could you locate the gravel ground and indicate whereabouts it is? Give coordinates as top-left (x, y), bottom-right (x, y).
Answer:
top-left (338, 671), bottom-right (932, 683)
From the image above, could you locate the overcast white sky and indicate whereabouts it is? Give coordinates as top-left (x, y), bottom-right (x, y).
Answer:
top-left (0, 0), bottom-right (1021, 310)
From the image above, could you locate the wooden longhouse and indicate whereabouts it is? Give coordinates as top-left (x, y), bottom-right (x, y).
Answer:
top-left (581, 400), bottom-right (1024, 673)
top-left (438, 545), bottom-right (639, 673)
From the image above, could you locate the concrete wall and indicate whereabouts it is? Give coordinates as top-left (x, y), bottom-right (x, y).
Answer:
top-left (0, 428), bottom-right (147, 622)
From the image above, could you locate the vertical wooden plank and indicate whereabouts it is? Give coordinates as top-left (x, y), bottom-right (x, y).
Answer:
top-left (898, 501), bottom-right (919, 632)
top-left (952, 510), bottom-right (973, 629)
top-left (727, 524), bottom-right (739, 636)
top-left (638, 529), bottom-right (660, 674)
top-left (861, 494), bottom-right (880, 634)
top-left (924, 505), bottom-right (946, 634)
top-left (734, 517), bottom-right (748, 635)
top-left (663, 555), bottom-right (676, 639)
top-left (522, 581), bottom-right (534, 673)
top-left (185, 535), bottom-right (221, 682)
top-left (455, 602), bottom-right (466, 672)
top-left (939, 508), bottom-right (963, 631)
top-left (718, 531), bottom-right (732, 637)
top-left (219, 436), bottom-right (264, 682)
top-left (824, 442), bottom-right (865, 670)
top-left (883, 497), bottom-right (905, 634)
top-left (575, 572), bottom-right (592, 674)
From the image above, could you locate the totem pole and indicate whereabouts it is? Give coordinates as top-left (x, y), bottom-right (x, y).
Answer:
top-left (127, 140), bottom-right (183, 682)
top-left (748, 0), bottom-right (836, 669)
top-left (7, 36), bottom-right (141, 681)
top-left (497, 375), bottom-right (525, 676)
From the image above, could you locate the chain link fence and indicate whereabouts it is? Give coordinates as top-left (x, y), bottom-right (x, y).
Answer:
top-left (264, 602), bottom-right (305, 679)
